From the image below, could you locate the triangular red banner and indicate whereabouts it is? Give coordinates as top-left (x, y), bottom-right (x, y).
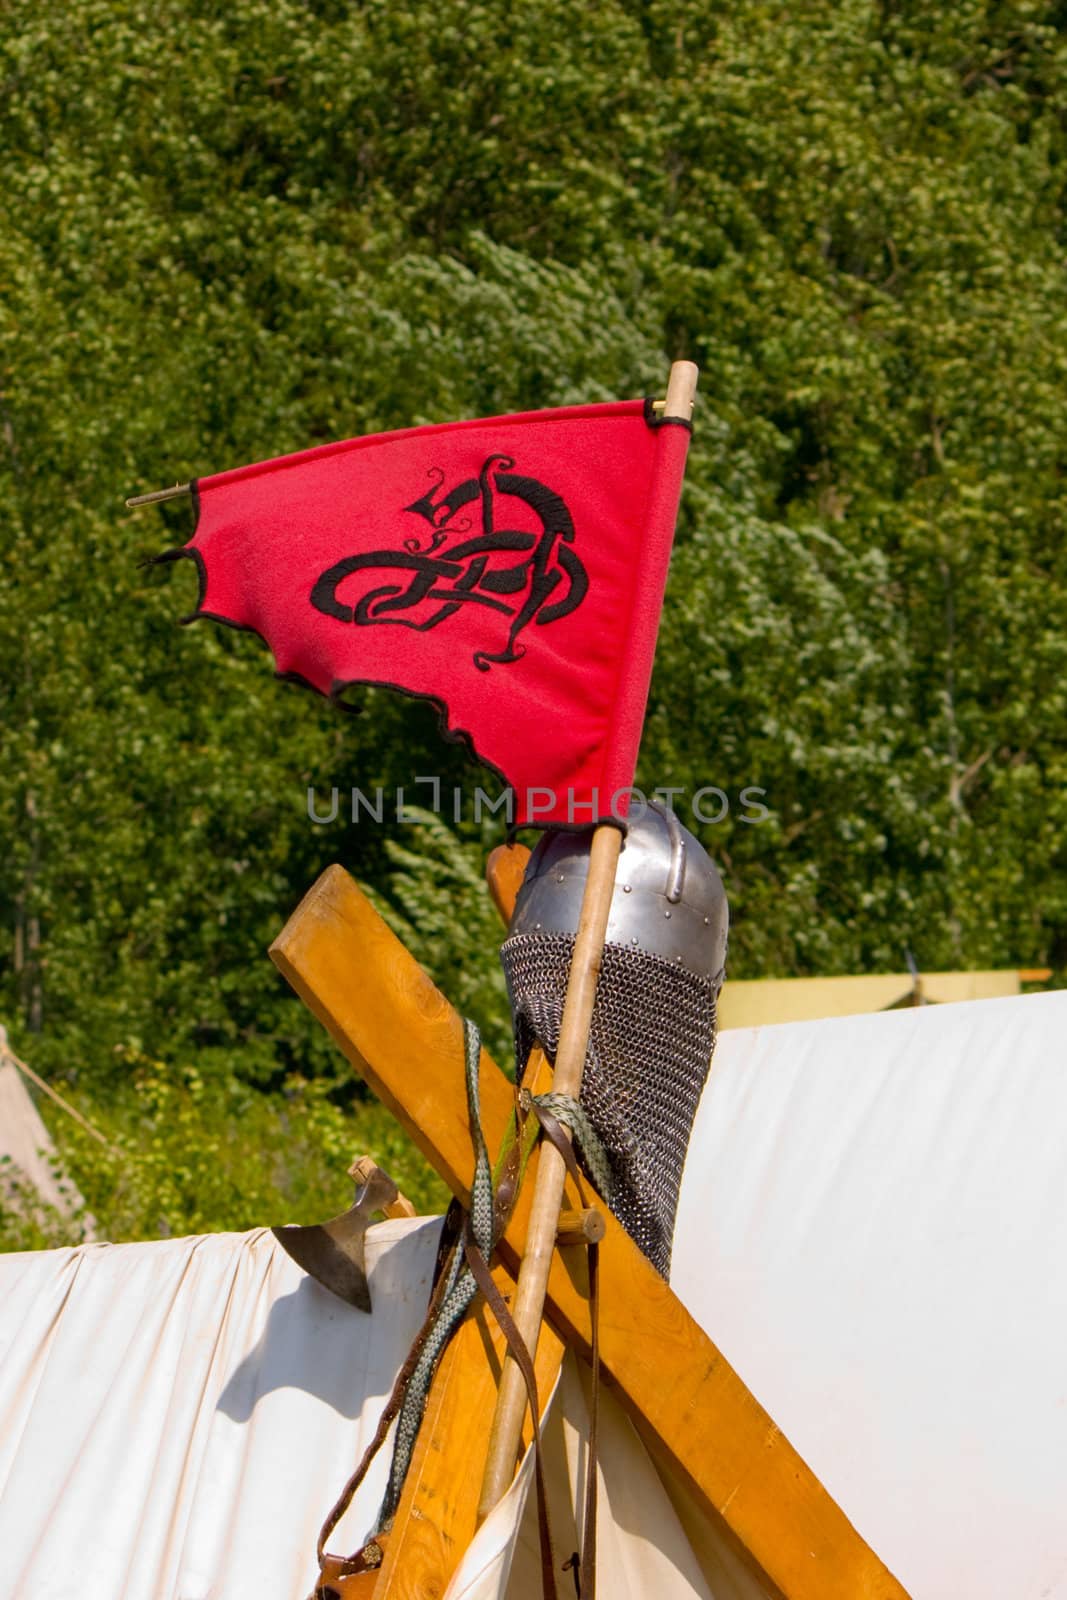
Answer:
top-left (164, 400), bottom-right (691, 826)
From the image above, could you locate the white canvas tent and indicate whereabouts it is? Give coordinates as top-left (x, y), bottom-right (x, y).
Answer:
top-left (0, 1028), bottom-right (89, 1231)
top-left (1, 990), bottom-right (1065, 1599)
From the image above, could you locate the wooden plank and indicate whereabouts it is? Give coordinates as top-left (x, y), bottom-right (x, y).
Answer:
top-left (271, 866), bottom-right (911, 1600)
top-left (376, 1049), bottom-right (566, 1600)
top-left (374, 1258), bottom-right (566, 1600)
top-left (271, 866), bottom-right (513, 1208)
top-left (485, 842), bottom-right (530, 927)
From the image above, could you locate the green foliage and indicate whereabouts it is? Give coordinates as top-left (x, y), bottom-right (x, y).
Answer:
top-left (0, 1151), bottom-right (87, 1252)
top-left (1, 0), bottom-right (1065, 1244)
top-left (371, 807), bottom-right (514, 1067)
top-left (0, 1051), bottom-right (448, 1254)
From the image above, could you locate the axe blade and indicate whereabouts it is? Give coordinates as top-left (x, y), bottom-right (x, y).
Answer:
top-left (272, 1164), bottom-right (399, 1312)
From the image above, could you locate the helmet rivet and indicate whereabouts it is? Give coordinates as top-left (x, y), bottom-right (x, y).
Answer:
top-left (557, 873), bottom-right (565, 882)
top-left (664, 909), bottom-right (672, 919)
top-left (704, 916), bottom-right (710, 925)
top-left (622, 883), bottom-right (632, 894)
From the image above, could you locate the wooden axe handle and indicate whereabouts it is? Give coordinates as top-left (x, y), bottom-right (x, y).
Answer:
top-left (348, 1154), bottom-right (417, 1218)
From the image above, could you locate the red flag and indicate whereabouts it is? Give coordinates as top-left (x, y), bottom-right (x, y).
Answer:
top-left (162, 399), bottom-right (691, 827)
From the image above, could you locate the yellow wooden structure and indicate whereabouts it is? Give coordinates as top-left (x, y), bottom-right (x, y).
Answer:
top-left (718, 969), bottom-right (1050, 1029)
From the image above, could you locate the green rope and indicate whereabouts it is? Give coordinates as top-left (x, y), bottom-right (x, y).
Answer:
top-left (376, 1030), bottom-right (612, 1533)
top-left (522, 1088), bottom-right (615, 1205)
top-left (378, 1017), bottom-right (494, 1527)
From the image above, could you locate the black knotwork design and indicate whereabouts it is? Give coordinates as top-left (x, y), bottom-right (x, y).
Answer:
top-left (309, 454), bottom-right (588, 672)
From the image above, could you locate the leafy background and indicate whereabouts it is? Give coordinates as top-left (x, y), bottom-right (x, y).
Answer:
top-left (2, 0), bottom-right (1065, 1247)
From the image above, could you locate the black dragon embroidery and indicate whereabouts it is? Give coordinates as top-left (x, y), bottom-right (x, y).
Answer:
top-left (309, 454), bottom-right (588, 672)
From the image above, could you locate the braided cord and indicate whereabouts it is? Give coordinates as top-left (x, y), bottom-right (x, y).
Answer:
top-left (376, 1032), bottom-right (611, 1533)
top-left (378, 1018), bottom-right (494, 1526)
top-left (525, 1090), bottom-right (615, 1205)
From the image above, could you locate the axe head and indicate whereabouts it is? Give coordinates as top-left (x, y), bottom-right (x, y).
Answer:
top-left (272, 1160), bottom-right (401, 1312)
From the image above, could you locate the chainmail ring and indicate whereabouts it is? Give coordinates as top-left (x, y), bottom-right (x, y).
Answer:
top-left (501, 931), bottom-right (718, 1278)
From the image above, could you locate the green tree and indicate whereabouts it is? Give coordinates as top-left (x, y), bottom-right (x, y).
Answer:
top-left (1, 0), bottom-right (1064, 1244)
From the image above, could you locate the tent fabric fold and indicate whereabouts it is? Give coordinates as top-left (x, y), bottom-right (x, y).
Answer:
top-left (1, 991), bottom-right (1066, 1599)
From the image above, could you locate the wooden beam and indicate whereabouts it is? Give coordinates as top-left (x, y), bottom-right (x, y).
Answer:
top-left (376, 1049), bottom-right (567, 1600)
top-left (485, 842), bottom-right (530, 928)
top-left (374, 1256), bottom-right (566, 1600)
top-left (270, 866), bottom-right (910, 1600)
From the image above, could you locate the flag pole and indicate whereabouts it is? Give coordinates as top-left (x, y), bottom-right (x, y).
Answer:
top-left (477, 359), bottom-right (699, 1521)
top-left (125, 407), bottom-right (679, 509)
top-left (125, 482), bottom-right (192, 509)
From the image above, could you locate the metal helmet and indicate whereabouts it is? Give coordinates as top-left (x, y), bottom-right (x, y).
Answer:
top-left (501, 801), bottom-right (728, 1277)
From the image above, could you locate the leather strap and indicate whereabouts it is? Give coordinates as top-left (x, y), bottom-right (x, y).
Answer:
top-left (314, 1537), bottom-right (388, 1599)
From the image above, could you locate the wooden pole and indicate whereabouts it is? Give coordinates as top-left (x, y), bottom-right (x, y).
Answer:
top-left (484, 843), bottom-right (530, 928)
top-left (0, 1031), bottom-right (117, 1153)
top-left (373, 1052), bottom-right (568, 1600)
top-left (125, 482), bottom-right (192, 509)
top-left (477, 821), bottom-right (622, 1516)
top-left (123, 369), bottom-right (695, 513)
top-left (476, 358), bottom-right (699, 1520)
